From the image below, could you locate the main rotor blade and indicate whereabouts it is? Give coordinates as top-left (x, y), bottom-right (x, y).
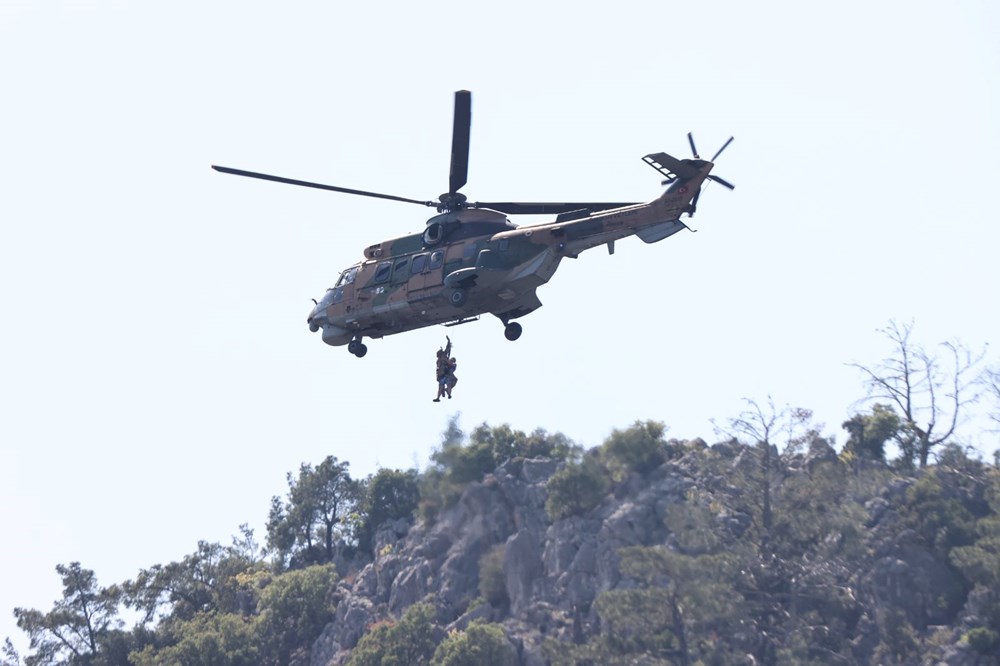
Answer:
top-left (449, 90), bottom-right (472, 194)
top-left (708, 174), bottom-right (735, 190)
top-left (687, 132), bottom-right (699, 159)
top-left (710, 136), bottom-right (734, 162)
top-left (212, 166), bottom-right (433, 207)
top-left (474, 201), bottom-right (640, 215)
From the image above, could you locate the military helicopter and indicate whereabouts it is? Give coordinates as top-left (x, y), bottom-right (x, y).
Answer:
top-left (213, 91), bottom-right (733, 357)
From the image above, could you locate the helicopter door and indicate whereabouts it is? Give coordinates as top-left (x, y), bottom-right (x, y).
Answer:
top-left (407, 249), bottom-right (445, 297)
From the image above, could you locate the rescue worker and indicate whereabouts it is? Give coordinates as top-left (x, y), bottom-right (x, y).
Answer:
top-left (433, 336), bottom-right (452, 402)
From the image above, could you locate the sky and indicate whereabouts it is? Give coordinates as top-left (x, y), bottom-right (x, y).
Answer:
top-left (1, 0), bottom-right (998, 653)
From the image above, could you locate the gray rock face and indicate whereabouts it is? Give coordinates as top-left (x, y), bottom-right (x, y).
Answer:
top-left (316, 457), bottom-right (553, 664)
top-left (310, 447), bottom-right (996, 666)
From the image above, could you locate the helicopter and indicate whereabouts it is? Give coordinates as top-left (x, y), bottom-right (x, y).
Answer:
top-left (213, 91), bottom-right (733, 357)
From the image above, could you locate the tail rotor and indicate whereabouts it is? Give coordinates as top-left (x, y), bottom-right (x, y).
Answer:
top-left (686, 133), bottom-right (735, 217)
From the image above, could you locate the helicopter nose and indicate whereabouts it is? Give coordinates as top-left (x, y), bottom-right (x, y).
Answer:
top-left (307, 306), bottom-right (322, 332)
top-left (306, 306), bottom-right (350, 345)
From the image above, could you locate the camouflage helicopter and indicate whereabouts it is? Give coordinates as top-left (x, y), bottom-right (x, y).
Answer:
top-left (213, 91), bottom-right (733, 357)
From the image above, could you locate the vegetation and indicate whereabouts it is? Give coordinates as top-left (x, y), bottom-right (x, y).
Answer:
top-left (849, 319), bottom-right (987, 468)
top-left (267, 456), bottom-right (359, 568)
top-left (345, 603), bottom-right (436, 666)
top-left (421, 418), bottom-right (582, 522)
top-left (5, 321), bottom-right (1000, 665)
top-left (545, 455), bottom-right (609, 520)
top-left (478, 545), bottom-right (509, 610)
top-left (431, 621), bottom-right (515, 666)
top-left (599, 420), bottom-right (670, 479)
top-left (355, 467), bottom-right (421, 555)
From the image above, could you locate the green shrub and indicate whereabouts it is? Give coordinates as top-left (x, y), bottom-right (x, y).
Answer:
top-left (600, 420), bottom-right (667, 479)
top-left (347, 603), bottom-right (436, 666)
top-left (965, 627), bottom-right (1000, 655)
top-left (431, 621), bottom-right (515, 666)
top-left (545, 457), bottom-right (610, 520)
top-left (478, 545), bottom-right (508, 609)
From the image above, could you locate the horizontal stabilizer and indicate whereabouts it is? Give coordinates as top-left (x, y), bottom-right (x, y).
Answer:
top-left (642, 153), bottom-right (699, 181)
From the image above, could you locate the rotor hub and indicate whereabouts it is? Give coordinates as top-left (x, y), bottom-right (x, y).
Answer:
top-left (437, 191), bottom-right (468, 212)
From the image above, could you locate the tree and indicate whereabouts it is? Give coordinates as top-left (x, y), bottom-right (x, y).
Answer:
top-left (554, 508), bottom-right (750, 666)
top-left (849, 319), bottom-right (985, 467)
top-left (986, 365), bottom-right (1000, 432)
top-left (13, 563), bottom-right (122, 666)
top-left (902, 469), bottom-right (978, 563)
top-left (841, 403), bottom-right (901, 463)
top-left (714, 397), bottom-right (815, 552)
top-left (600, 420), bottom-right (668, 479)
top-left (123, 540), bottom-right (263, 624)
top-left (1, 639), bottom-right (21, 666)
top-left (356, 468), bottom-right (420, 555)
top-left (267, 456), bottom-right (358, 567)
top-left (431, 423), bottom-right (582, 487)
top-left (422, 421), bottom-right (580, 522)
top-left (950, 471), bottom-right (1000, 634)
top-left (519, 428), bottom-right (582, 462)
top-left (130, 612), bottom-right (258, 666)
top-left (254, 564), bottom-right (337, 665)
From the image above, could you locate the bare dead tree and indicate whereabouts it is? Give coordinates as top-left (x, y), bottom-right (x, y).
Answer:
top-left (849, 319), bottom-right (985, 468)
top-left (714, 397), bottom-right (815, 552)
top-left (986, 366), bottom-right (1000, 430)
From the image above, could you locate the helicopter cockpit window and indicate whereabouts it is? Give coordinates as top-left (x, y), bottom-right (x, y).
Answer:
top-left (318, 287), bottom-right (343, 308)
top-left (372, 261), bottom-right (392, 284)
top-left (429, 250), bottom-right (444, 269)
top-left (411, 253), bottom-right (428, 274)
top-left (335, 267), bottom-right (358, 287)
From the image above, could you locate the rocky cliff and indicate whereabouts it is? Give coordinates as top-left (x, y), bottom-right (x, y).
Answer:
top-left (311, 441), bottom-right (1000, 666)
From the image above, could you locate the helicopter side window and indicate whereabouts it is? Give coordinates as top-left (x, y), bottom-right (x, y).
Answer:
top-left (411, 253), bottom-right (428, 274)
top-left (499, 239), bottom-right (510, 251)
top-left (391, 257), bottom-right (409, 284)
top-left (429, 250), bottom-right (444, 269)
top-left (372, 261), bottom-right (392, 284)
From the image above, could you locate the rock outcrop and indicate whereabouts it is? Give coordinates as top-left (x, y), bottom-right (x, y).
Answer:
top-left (311, 444), bottom-right (999, 666)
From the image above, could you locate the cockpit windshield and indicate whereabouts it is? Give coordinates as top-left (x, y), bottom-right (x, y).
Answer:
top-left (335, 267), bottom-right (358, 287)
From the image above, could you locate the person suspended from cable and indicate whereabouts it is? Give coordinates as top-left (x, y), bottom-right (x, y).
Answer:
top-left (434, 336), bottom-right (453, 402)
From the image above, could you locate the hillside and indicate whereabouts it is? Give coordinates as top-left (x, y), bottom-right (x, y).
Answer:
top-left (6, 419), bottom-right (1000, 666)
top-left (316, 430), bottom-right (1000, 666)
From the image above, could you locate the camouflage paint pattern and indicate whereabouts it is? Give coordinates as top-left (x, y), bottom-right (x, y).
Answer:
top-left (306, 152), bottom-right (715, 349)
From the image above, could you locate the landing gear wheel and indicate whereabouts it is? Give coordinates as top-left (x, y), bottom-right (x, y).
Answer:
top-left (348, 340), bottom-right (368, 357)
top-left (504, 322), bottom-right (522, 341)
top-left (449, 288), bottom-right (468, 307)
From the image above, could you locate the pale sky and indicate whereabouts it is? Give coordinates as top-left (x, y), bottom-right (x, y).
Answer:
top-left (2, 0), bottom-right (998, 653)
